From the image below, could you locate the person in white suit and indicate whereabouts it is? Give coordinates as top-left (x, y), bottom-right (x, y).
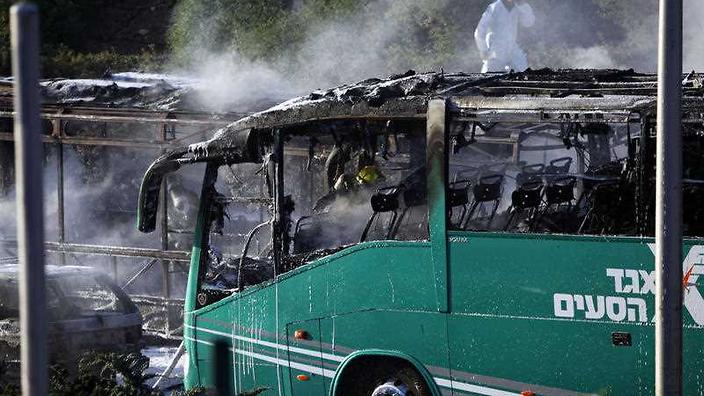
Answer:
top-left (474, 0), bottom-right (535, 73)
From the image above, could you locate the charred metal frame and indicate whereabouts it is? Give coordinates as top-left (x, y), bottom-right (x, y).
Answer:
top-left (0, 104), bottom-right (246, 338)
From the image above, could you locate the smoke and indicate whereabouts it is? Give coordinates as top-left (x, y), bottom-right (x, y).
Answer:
top-left (166, 0), bottom-right (703, 115)
top-left (184, 53), bottom-right (299, 113)
top-left (564, 46), bottom-right (624, 70)
top-left (169, 0), bottom-right (477, 111)
top-left (527, 0), bottom-right (704, 72)
top-left (0, 140), bottom-right (202, 297)
top-left (683, 0), bottom-right (704, 71)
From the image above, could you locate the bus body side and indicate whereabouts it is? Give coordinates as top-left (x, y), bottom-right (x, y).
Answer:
top-left (184, 237), bottom-right (704, 395)
top-left (183, 241), bottom-right (449, 395)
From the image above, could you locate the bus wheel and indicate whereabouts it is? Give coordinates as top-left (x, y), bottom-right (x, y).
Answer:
top-left (339, 359), bottom-right (430, 396)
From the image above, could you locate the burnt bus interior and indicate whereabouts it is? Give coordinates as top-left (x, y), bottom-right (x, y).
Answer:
top-left (194, 120), bottom-right (429, 306)
top-left (134, 70), bottom-right (704, 308)
top-left (448, 116), bottom-right (704, 236)
top-left (448, 120), bottom-right (634, 234)
top-left (187, 117), bottom-right (704, 308)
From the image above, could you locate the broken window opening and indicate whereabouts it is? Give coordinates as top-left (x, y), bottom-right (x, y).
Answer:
top-left (448, 121), bottom-right (638, 236)
top-left (194, 120), bottom-right (430, 308)
top-left (196, 162), bottom-right (274, 307)
top-left (282, 122), bottom-right (428, 271)
top-left (639, 120), bottom-right (704, 237)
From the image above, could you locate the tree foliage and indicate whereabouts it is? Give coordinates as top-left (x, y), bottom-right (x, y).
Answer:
top-left (168, 0), bottom-right (665, 77)
top-left (0, 0), bottom-right (168, 77)
top-left (0, 0), bottom-right (673, 78)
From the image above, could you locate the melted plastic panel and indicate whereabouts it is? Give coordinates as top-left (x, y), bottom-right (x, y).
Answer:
top-left (284, 124), bottom-right (428, 261)
top-left (448, 121), bottom-right (636, 236)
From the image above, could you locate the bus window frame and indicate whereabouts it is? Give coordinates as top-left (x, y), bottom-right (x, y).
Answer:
top-left (443, 112), bottom-right (645, 238)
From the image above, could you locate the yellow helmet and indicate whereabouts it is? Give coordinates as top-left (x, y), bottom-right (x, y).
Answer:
top-left (356, 165), bottom-right (382, 184)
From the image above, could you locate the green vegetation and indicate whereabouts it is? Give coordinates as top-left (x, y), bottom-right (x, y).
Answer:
top-left (167, 0), bottom-right (662, 78)
top-left (49, 352), bottom-right (158, 396)
top-left (168, 0), bottom-right (466, 73)
top-left (0, 0), bottom-right (170, 77)
top-left (43, 47), bottom-right (161, 79)
top-left (0, 351), bottom-right (267, 396)
top-left (0, 352), bottom-right (157, 396)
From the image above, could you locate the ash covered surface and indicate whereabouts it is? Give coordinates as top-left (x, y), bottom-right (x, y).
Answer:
top-left (40, 77), bottom-right (185, 111)
top-left (0, 72), bottom-right (284, 114)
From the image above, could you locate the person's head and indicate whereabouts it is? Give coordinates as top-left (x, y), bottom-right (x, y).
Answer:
top-left (501, 0), bottom-right (516, 9)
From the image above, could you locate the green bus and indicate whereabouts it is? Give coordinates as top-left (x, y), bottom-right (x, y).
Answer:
top-left (138, 69), bottom-right (704, 395)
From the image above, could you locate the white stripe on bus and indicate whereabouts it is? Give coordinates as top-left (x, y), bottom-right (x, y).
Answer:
top-left (185, 336), bottom-right (336, 378)
top-left (186, 334), bottom-right (522, 396)
top-left (185, 324), bottom-right (346, 363)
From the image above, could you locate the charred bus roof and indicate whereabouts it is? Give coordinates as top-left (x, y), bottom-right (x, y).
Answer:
top-left (188, 68), bottom-right (703, 160)
top-left (137, 68), bottom-right (704, 233)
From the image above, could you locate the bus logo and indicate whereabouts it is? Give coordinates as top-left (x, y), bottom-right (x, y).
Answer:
top-left (553, 245), bottom-right (704, 326)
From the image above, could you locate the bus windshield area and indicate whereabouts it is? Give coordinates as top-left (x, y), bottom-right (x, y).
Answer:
top-left (196, 123), bottom-right (428, 305)
top-left (197, 162), bottom-right (274, 305)
top-left (448, 121), bottom-right (704, 237)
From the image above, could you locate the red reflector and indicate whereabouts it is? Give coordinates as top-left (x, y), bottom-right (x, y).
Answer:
top-left (296, 374), bottom-right (310, 381)
top-left (294, 330), bottom-right (309, 340)
top-left (521, 391), bottom-right (535, 396)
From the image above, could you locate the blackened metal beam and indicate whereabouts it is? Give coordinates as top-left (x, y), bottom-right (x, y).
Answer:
top-left (122, 258), bottom-right (159, 289)
top-left (0, 241), bottom-right (192, 261)
top-left (0, 110), bottom-right (241, 126)
top-left (158, 122), bottom-right (172, 302)
top-left (0, 132), bottom-right (176, 148)
top-left (56, 137), bottom-right (65, 265)
top-left (273, 129), bottom-right (285, 274)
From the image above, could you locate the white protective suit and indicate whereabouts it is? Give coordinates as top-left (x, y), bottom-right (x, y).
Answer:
top-left (474, 0), bottom-right (535, 73)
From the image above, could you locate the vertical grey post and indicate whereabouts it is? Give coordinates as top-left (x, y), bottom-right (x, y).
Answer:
top-left (158, 123), bottom-right (171, 334)
top-left (10, 3), bottom-right (48, 396)
top-left (655, 0), bottom-right (683, 394)
top-left (57, 139), bottom-right (65, 265)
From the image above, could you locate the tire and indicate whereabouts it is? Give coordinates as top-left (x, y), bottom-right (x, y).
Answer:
top-left (338, 361), bottom-right (431, 396)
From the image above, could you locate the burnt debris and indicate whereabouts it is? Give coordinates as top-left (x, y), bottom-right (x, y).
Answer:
top-left (0, 265), bottom-right (142, 383)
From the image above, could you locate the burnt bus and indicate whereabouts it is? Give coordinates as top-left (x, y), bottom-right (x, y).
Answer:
top-left (138, 69), bottom-right (704, 395)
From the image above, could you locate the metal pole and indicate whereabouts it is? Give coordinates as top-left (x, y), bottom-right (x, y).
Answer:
top-left (152, 340), bottom-right (185, 390)
top-left (57, 139), bottom-right (65, 266)
top-left (655, 0), bottom-right (683, 394)
top-left (10, 3), bottom-right (48, 395)
top-left (111, 255), bottom-right (118, 281)
top-left (158, 123), bottom-right (171, 334)
top-left (160, 179), bottom-right (170, 298)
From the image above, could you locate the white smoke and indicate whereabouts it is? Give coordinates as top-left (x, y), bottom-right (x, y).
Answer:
top-left (684, 0), bottom-right (704, 71)
top-left (168, 0), bottom-right (703, 114)
top-left (531, 0), bottom-right (703, 72)
top-left (170, 0), bottom-right (473, 111)
top-left (565, 46), bottom-right (623, 70)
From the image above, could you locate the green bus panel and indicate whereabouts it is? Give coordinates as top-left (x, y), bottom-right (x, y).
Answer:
top-left (184, 241), bottom-right (442, 394)
top-left (183, 233), bottom-right (704, 395)
top-left (448, 232), bottom-right (704, 395)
